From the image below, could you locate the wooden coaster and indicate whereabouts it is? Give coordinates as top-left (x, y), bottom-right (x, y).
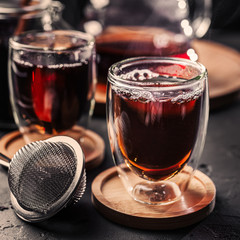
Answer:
top-left (0, 127), bottom-right (105, 170)
top-left (91, 166), bottom-right (216, 230)
top-left (192, 40), bottom-right (240, 110)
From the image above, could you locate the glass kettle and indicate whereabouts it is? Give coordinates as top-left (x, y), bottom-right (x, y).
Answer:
top-left (81, 0), bottom-right (212, 111)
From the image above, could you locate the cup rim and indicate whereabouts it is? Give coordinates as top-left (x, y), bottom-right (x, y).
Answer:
top-left (108, 57), bottom-right (207, 91)
top-left (9, 30), bottom-right (95, 53)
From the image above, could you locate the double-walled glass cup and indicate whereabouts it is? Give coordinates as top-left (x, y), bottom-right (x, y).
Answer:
top-left (107, 57), bottom-right (209, 205)
top-left (9, 30), bottom-right (96, 147)
top-left (0, 0), bottom-right (70, 128)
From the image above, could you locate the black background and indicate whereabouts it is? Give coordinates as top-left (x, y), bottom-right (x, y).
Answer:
top-left (58, 0), bottom-right (240, 32)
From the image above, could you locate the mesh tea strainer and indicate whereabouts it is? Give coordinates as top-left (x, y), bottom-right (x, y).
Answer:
top-left (0, 136), bottom-right (86, 222)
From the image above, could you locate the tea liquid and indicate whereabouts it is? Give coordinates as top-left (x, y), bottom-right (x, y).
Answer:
top-left (111, 79), bottom-right (202, 181)
top-left (12, 60), bottom-right (90, 134)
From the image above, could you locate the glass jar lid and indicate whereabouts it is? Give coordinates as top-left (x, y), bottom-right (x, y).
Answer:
top-left (0, 0), bottom-right (52, 14)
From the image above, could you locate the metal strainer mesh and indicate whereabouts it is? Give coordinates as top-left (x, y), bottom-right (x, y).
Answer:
top-left (9, 141), bottom-right (77, 212)
top-left (6, 136), bottom-right (86, 222)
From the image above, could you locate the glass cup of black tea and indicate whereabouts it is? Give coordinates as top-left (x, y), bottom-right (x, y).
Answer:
top-left (107, 57), bottom-right (209, 205)
top-left (9, 30), bottom-right (96, 149)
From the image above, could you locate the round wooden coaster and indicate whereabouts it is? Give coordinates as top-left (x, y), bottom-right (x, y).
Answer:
top-left (91, 166), bottom-right (216, 230)
top-left (192, 40), bottom-right (240, 110)
top-left (0, 128), bottom-right (105, 170)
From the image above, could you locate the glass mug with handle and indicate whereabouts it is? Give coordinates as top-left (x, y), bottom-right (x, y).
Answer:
top-left (107, 57), bottom-right (208, 204)
top-left (9, 30), bottom-right (96, 147)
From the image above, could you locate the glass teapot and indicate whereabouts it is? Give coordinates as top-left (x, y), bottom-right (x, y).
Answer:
top-left (0, 0), bottom-right (70, 128)
top-left (81, 0), bottom-right (212, 111)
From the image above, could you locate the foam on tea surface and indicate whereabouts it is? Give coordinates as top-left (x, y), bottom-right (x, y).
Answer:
top-left (111, 67), bottom-right (204, 104)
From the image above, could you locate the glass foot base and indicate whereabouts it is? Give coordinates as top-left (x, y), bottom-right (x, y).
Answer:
top-left (132, 181), bottom-right (181, 205)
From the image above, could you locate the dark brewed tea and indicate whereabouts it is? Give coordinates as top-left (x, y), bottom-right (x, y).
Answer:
top-left (96, 26), bottom-right (191, 103)
top-left (111, 81), bottom-right (202, 181)
top-left (12, 60), bottom-right (90, 134)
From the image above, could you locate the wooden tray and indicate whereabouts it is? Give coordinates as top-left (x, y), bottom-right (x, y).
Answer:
top-left (91, 166), bottom-right (216, 230)
top-left (0, 127), bottom-right (105, 170)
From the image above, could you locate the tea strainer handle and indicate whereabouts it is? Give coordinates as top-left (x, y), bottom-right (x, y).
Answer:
top-left (0, 153), bottom-right (10, 168)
